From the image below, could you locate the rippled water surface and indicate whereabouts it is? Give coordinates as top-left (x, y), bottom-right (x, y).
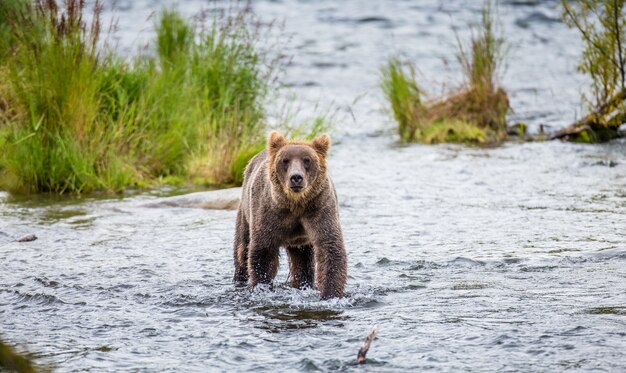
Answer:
top-left (2, 1), bottom-right (626, 372)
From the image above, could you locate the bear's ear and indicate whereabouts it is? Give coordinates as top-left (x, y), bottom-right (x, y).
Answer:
top-left (268, 131), bottom-right (286, 155)
top-left (312, 134), bottom-right (331, 158)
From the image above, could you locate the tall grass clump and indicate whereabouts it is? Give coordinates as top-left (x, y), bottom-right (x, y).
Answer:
top-left (0, 1), bottom-right (305, 193)
top-left (0, 0), bottom-right (112, 193)
top-left (381, 58), bottom-right (423, 142)
top-left (558, 0), bottom-right (626, 142)
top-left (381, 1), bottom-right (509, 144)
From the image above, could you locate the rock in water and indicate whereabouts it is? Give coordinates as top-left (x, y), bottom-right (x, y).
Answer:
top-left (17, 234), bottom-right (37, 242)
top-left (143, 188), bottom-right (242, 210)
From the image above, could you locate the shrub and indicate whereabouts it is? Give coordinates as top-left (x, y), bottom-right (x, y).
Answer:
top-left (559, 0), bottom-right (626, 142)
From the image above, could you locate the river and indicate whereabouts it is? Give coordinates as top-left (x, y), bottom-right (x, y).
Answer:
top-left (1, 1), bottom-right (625, 372)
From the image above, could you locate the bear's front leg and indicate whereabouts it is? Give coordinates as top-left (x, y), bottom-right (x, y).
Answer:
top-left (247, 232), bottom-right (280, 288)
top-left (303, 210), bottom-right (347, 299)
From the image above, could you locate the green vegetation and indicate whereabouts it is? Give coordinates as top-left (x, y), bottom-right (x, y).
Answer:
top-left (381, 1), bottom-right (509, 144)
top-left (559, 0), bottom-right (626, 142)
top-left (0, 0), bottom-right (324, 194)
top-left (0, 339), bottom-right (37, 373)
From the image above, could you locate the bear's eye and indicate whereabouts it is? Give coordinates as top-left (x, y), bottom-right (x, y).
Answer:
top-left (282, 158), bottom-right (290, 165)
top-left (303, 157), bottom-right (311, 167)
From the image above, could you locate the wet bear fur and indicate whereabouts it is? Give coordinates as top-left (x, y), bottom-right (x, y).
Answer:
top-left (233, 131), bottom-right (347, 299)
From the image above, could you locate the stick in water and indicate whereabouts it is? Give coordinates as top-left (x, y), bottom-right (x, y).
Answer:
top-left (356, 325), bottom-right (378, 364)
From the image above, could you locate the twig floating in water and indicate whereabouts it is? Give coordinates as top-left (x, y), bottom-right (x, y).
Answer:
top-left (356, 325), bottom-right (378, 364)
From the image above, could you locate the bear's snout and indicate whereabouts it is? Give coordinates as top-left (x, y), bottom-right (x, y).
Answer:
top-left (289, 173), bottom-right (305, 191)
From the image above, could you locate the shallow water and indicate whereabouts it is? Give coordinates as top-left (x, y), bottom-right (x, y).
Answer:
top-left (2, 1), bottom-right (626, 372)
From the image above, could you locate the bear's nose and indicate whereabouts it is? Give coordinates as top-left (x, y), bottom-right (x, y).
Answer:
top-left (290, 174), bottom-right (304, 185)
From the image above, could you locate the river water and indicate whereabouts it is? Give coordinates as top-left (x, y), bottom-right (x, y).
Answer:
top-left (1, 1), bottom-right (626, 372)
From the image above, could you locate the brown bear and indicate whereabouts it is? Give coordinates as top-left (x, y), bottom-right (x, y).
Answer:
top-left (233, 131), bottom-right (347, 299)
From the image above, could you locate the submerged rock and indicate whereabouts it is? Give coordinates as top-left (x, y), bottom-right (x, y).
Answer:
top-left (17, 234), bottom-right (37, 243)
top-left (144, 188), bottom-right (241, 210)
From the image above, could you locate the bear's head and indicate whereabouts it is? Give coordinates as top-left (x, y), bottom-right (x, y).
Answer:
top-left (267, 131), bottom-right (330, 201)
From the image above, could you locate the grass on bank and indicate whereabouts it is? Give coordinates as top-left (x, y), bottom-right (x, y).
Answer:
top-left (0, 0), bottom-right (324, 194)
top-left (381, 1), bottom-right (509, 144)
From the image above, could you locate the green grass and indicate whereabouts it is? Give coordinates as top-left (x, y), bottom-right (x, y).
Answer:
top-left (381, 58), bottom-right (422, 142)
top-left (0, 1), bottom-right (326, 194)
top-left (381, 0), bottom-right (509, 144)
